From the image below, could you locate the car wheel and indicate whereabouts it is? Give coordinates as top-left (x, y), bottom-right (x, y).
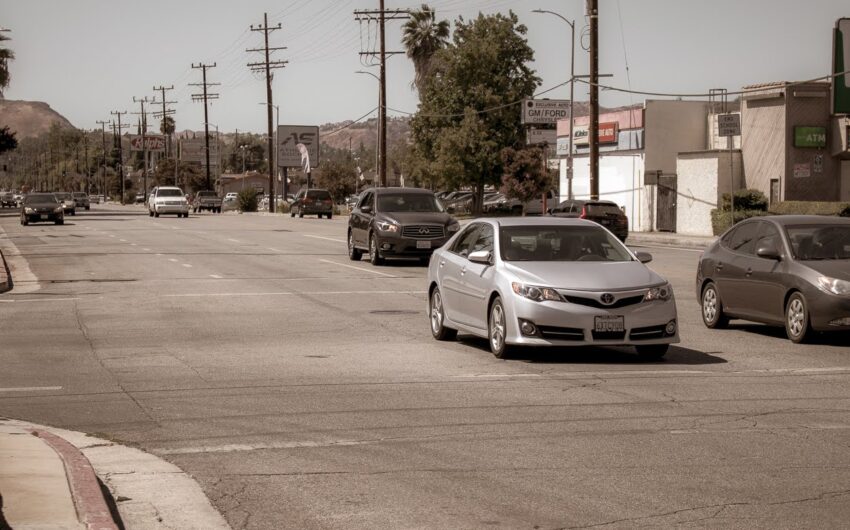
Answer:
top-left (149, 210), bottom-right (154, 217)
top-left (636, 344), bottom-right (669, 360)
top-left (430, 287), bottom-right (457, 341)
top-left (56, 219), bottom-right (64, 225)
top-left (21, 216), bottom-right (27, 226)
top-left (488, 297), bottom-right (512, 359)
top-left (154, 211), bottom-right (160, 218)
top-left (785, 292), bottom-right (812, 344)
top-left (290, 209), bottom-right (295, 218)
top-left (348, 231), bottom-right (363, 261)
top-left (327, 212), bottom-right (333, 220)
top-left (369, 233), bottom-right (384, 265)
top-left (701, 282), bottom-right (729, 329)
top-left (299, 210), bottom-right (304, 218)
top-left (70, 210), bottom-right (75, 216)
top-left (318, 213), bottom-right (323, 219)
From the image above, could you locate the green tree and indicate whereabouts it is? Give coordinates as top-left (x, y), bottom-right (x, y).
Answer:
top-left (402, 4), bottom-right (450, 94)
top-left (409, 11), bottom-right (540, 213)
top-left (160, 116), bottom-right (175, 136)
top-left (0, 125), bottom-right (17, 154)
top-left (499, 146), bottom-right (552, 214)
top-left (315, 158), bottom-right (357, 201)
top-left (0, 31), bottom-right (14, 97)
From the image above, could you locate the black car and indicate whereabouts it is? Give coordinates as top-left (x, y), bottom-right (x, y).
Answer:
top-left (291, 188), bottom-right (334, 219)
top-left (548, 199), bottom-right (629, 242)
top-left (348, 187), bottom-right (460, 265)
top-left (21, 193), bottom-right (64, 225)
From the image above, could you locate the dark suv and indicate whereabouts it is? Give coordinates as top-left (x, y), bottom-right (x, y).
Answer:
top-left (291, 188), bottom-right (334, 219)
top-left (548, 199), bottom-right (629, 242)
top-left (348, 187), bottom-right (460, 265)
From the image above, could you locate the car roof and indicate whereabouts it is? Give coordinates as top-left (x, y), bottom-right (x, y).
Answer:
top-left (758, 215), bottom-right (850, 226)
top-left (369, 187), bottom-right (435, 195)
top-left (472, 217), bottom-right (602, 228)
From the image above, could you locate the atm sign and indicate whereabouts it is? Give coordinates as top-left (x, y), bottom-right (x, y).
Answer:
top-left (794, 126), bottom-right (827, 148)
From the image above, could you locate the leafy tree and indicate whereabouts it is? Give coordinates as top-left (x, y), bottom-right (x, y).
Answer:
top-left (224, 135), bottom-right (267, 173)
top-left (0, 31), bottom-right (14, 97)
top-left (160, 116), bottom-right (175, 136)
top-left (402, 4), bottom-right (450, 94)
top-left (315, 158), bottom-right (357, 201)
top-left (237, 187), bottom-right (258, 212)
top-left (0, 125), bottom-right (17, 154)
top-left (499, 146), bottom-right (552, 214)
top-left (154, 158), bottom-right (203, 191)
top-left (409, 11), bottom-right (540, 213)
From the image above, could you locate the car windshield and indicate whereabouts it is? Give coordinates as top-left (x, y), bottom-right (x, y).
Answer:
top-left (198, 191), bottom-right (217, 197)
top-left (25, 194), bottom-right (59, 205)
top-left (73, 192), bottom-right (86, 197)
top-left (786, 224), bottom-right (850, 260)
top-left (500, 225), bottom-right (633, 262)
top-left (157, 189), bottom-right (183, 197)
top-left (586, 203), bottom-right (623, 216)
top-left (55, 193), bottom-right (71, 200)
top-left (378, 193), bottom-right (444, 213)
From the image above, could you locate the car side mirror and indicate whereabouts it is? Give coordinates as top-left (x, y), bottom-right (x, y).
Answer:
top-left (635, 251), bottom-right (653, 264)
top-left (756, 244), bottom-right (781, 261)
top-left (361, 205), bottom-right (372, 214)
top-left (468, 250), bottom-right (492, 265)
top-left (446, 206), bottom-right (456, 214)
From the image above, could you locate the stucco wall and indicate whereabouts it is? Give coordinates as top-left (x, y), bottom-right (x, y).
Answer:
top-left (676, 151), bottom-right (743, 237)
top-left (741, 93), bottom-right (785, 197)
top-left (644, 100), bottom-right (711, 176)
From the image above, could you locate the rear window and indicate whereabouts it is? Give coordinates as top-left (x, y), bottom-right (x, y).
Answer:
top-left (307, 190), bottom-right (331, 200)
top-left (198, 191), bottom-right (217, 197)
top-left (157, 189), bottom-right (183, 197)
top-left (25, 194), bottom-right (59, 205)
top-left (585, 203), bottom-right (623, 216)
top-left (73, 192), bottom-right (86, 197)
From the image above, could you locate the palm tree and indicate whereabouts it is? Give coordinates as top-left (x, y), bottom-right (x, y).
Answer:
top-left (401, 4), bottom-right (450, 94)
top-left (0, 31), bottom-right (14, 98)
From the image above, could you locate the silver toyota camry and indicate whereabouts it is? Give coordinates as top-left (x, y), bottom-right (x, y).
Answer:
top-left (427, 218), bottom-right (679, 359)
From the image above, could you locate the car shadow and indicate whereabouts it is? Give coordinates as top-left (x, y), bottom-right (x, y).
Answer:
top-left (729, 323), bottom-right (850, 346)
top-left (456, 335), bottom-right (727, 365)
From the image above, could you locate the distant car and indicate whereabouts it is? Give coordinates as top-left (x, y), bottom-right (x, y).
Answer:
top-left (549, 199), bottom-right (629, 242)
top-left (135, 192), bottom-right (145, 204)
top-left (427, 217), bottom-right (678, 359)
top-left (524, 189), bottom-right (559, 216)
top-left (697, 215), bottom-right (850, 343)
top-left (348, 187), bottom-right (460, 265)
top-left (54, 192), bottom-right (76, 216)
top-left (344, 194), bottom-right (360, 209)
top-left (0, 191), bottom-right (15, 208)
top-left (483, 193), bottom-right (522, 215)
top-left (291, 188), bottom-right (334, 219)
top-left (21, 193), bottom-right (64, 225)
top-left (13, 192), bottom-right (25, 206)
top-left (72, 192), bottom-right (90, 211)
top-left (193, 190), bottom-right (222, 213)
top-left (148, 186), bottom-right (189, 218)
top-left (88, 194), bottom-right (101, 204)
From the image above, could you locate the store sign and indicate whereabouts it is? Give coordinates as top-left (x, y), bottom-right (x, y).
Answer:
top-left (521, 99), bottom-right (570, 125)
top-left (794, 126), bottom-right (827, 148)
top-left (793, 163), bottom-right (811, 178)
top-left (179, 138), bottom-right (220, 165)
top-left (129, 135), bottom-right (166, 152)
top-left (526, 128), bottom-right (557, 146)
top-left (278, 125), bottom-right (320, 168)
top-left (573, 122), bottom-right (619, 146)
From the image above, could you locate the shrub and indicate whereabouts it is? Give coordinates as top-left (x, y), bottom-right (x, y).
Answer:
top-left (276, 200), bottom-right (290, 214)
top-left (237, 188), bottom-right (258, 212)
top-left (710, 209), bottom-right (769, 235)
top-left (769, 201), bottom-right (850, 217)
top-left (720, 189), bottom-right (768, 212)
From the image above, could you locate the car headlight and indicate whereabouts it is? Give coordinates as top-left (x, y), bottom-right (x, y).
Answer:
top-left (25, 207), bottom-right (34, 214)
top-left (54, 207), bottom-right (63, 213)
top-left (818, 276), bottom-right (850, 296)
top-left (511, 282), bottom-right (564, 302)
top-left (644, 283), bottom-right (673, 302)
top-left (375, 220), bottom-right (399, 233)
top-left (447, 221), bottom-right (460, 233)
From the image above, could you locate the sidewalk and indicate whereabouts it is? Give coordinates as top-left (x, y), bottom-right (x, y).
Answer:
top-left (627, 231), bottom-right (717, 250)
top-left (0, 418), bottom-right (230, 529)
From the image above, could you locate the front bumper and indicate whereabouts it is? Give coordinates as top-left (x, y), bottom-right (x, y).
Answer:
top-left (374, 232), bottom-right (451, 256)
top-left (155, 203), bottom-right (189, 214)
top-left (808, 290), bottom-right (850, 331)
top-left (23, 211), bottom-right (63, 223)
top-left (299, 204), bottom-right (333, 214)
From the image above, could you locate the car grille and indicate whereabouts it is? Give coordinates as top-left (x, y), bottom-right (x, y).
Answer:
top-left (165, 201), bottom-right (183, 206)
top-left (538, 326), bottom-right (584, 341)
top-left (564, 294), bottom-right (644, 310)
top-left (629, 325), bottom-right (667, 341)
top-left (402, 224), bottom-right (445, 240)
top-left (591, 330), bottom-right (627, 341)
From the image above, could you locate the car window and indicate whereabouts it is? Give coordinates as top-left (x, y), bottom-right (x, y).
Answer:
top-left (157, 189), bottom-right (183, 197)
top-left (470, 224), bottom-right (494, 254)
top-left (727, 221), bottom-right (759, 255)
top-left (785, 224), bottom-right (850, 260)
top-left (586, 203), bottom-right (623, 216)
top-left (451, 224), bottom-right (482, 257)
top-left (754, 223), bottom-right (781, 257)
top-left (307, 190), bottom-right (331, 200)
top-left (357, 192), bottom-right (372, 210)
top-left (377, 193), bottom-right (443, 213)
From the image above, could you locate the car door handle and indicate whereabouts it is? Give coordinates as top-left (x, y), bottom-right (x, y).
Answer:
top-left (439, 260), bottom-right (445, 268)
top-left (715, 263), bottom-right (724, 271)
top-left (460, 267), bottom-right (466, 275)
top-left (745, 268), bottom-right (753, 277)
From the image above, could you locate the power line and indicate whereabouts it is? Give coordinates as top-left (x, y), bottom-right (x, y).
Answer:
top-left (109, 111), bottom-right (129, 204)
top-left (190, 62), bottom-right (219, 190)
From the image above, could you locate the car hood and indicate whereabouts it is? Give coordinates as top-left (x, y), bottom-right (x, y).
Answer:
top-left (799, 260), bottom-right (850, 281)
top-left (380, 211), bottom-right (454, 225)
top-left (503, 260), bottom-right (666, 291)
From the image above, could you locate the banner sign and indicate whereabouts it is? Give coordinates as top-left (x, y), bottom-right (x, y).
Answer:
top-left (521, 99), bottom-right (570, 125)
top-left (278, 125), bottom-right (320, 168)
top-left (179, 138), bottom-right (220, 165)
top-left (527, 128), bottom-right (557, 146)
top-left (129, 135), bottom-right (166, 152)
top-left (794, 126), bottom-right (827, 148)
top-left (717, 113), bottom-right (741, 137)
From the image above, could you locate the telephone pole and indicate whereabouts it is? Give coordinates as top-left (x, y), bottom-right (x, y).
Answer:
top-left (152, 85), bottom-right (176, 158)
top-left (132, 97), bottom-right (152, 202)
top-left (248, 13), bottom-right (287, 213)
top-left (96, 120), bottom-right (110, 197)
top-left (191, 63), bottom-right (219, 191)
top-left (110, 111), bottom-right (129, 203)
top-left (588, 0), bottom-right (600, 200)
top-left (354, 3), bottom-right (409, 187)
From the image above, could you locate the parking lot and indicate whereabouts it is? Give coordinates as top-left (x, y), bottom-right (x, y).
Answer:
top-left (1, 203), bottom-right (850, 529)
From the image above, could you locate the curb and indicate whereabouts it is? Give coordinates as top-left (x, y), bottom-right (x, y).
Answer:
top-left (30, 429), bottom-right (119, 530)
top-left (627, 233), bottom-right (716, 250)
top-left (0, 248), bottom-right (9, 294)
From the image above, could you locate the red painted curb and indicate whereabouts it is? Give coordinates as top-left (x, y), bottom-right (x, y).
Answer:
top-left (30, 429), bottom-right (119, 530)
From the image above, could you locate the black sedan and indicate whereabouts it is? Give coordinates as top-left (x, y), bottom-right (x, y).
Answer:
top-left (21, 193), bottom-right (65, 225)
top-left (697, 215), bottom-right (850, 343)
top-left (548, 199), bottom-right (629, 242)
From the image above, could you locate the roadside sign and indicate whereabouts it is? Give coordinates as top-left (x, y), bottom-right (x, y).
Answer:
top-left (129, 135), bottom-right (166, 152)
top-left (179, 138), bottom-right (220, 165)
top-left (573, 122), bottom-right (619, 146)
top-left (717, 113), bottom-right (741, 137)
top-left (526, 128), bottom-right (557, 146)
top-left (278, 125), bottom-right (320, 168)
top-left (521, 99), bottom-right (570, 125)
top-left (793, 126), bottom-right (827, 148)
top-left (793, 163), bottom-right (811, 178)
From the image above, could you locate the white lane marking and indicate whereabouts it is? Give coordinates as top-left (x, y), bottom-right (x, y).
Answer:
top-left (130, 243), bottom-right (137, 246)
top-left (165, 292), bottom-right (293, 298)
top-left (628, 244), bottom-right (704, 254)
top-left (119, 239), bottom-right (127, 242)
top-left (0, 298), bottom-right (81, 303)
top-left (304, 234), bottom-right (346, 243)
top-left (163, 290), bottom-right (424, 299)
top-left (109, 235), bottom-right (116, 238)
top-left (267, 247), bottom-right (282, 252)
top-left (143, 248), bottom-right (151, 251)
top-left (319, 259), bottom-right (396, 278)
top-left (209, 274), bottom-right (223, 279)
top-left (227, 238), bottom-right (240, 243)
top-left (182, 263), bottom-right (193, 268)
top-left (0, 386), bottom-right (63, 392)
top-left (168, 258), bottom-right (179, 262)
top-left (155, 253), bottom-right (163, 256)
top-left (452, 374), bottom-right (541, 378)
top-left (159, 438), bottom-right (376, 455)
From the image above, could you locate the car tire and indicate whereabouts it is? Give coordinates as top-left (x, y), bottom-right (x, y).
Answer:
top-left (701, 282), bottom-right (729, 329)
top-left (636, 344), bottom-right (669, 360)
top-left (348, 231), bottom-right (363, 261)
top-left (785, 292), bottom-right (812, 344)
top-left (318, 213), bottom-right (323, 219)
top-left (327, 212), bottom-right (333, 220)
top-left (85, 206), bottom-right (90, 211)
top-left (154, 211), bottom-right (160, 218)
top-left (430, 288), bottom-right (457, 341)
top-left (290, 209), bottom-right (295, 218)
top-left (21, 216), bottom-right (27, 226)
top-left (488, 297), bottom-right (512, 359)
top-left (299, 210), bottom-right (304, 218)
top-left (369, 233), bottom-right (384, 266)
top-left (70, 210), bottom-right (75, 216)
top-left (56, 219), bottom-right (64, 225)
top-left (149, 210), bottom-right (154, 217)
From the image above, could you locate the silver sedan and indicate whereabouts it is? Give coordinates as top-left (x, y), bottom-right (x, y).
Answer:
top-left (427, 218), bottom-right (679, 359)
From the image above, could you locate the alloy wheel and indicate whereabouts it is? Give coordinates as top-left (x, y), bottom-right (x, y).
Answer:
top-left (489, 301), bottom-right (506, 354)
top-left (703, 287), bottom-right (717, 323)
top-left (787, 298), bottom-right (805, 337)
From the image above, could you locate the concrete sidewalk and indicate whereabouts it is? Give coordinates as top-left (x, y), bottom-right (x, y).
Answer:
top-left (627, 231), bottom-right (717, 250)
top-left (0, 419), bottom-right (230, 529)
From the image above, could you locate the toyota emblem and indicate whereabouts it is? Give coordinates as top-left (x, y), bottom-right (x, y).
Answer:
top-left (600, 293), bottom-right (615, 305)
top-left (418, 227), bottom-right (431, 235)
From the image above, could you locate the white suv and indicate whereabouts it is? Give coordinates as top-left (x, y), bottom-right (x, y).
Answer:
top-left (148, 186), bottom-right (190, 218)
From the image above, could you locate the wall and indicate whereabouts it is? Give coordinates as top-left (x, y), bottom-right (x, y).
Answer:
top-left (676, 151), bottom-right (743, 237)
top-left (741, 90), bottom-right (786, 198)
top-left (644, 100), bottom-right (711, 179)
top-left (842, 161), bottom-right (850, 201)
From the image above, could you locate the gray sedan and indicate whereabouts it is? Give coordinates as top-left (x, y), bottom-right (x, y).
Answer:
top-left (427, 218), bottom-right (679, 359)
top-left (697, 215), bottom-right (850, 343)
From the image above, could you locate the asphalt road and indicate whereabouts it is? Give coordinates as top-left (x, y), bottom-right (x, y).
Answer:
top-left (1, 204), bottom-right (849, 529)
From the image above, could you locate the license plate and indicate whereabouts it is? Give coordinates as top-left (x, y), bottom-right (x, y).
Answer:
top-left (416, 240), bottom-right (432, 249)
top-left (40, 214), bottom-right (48, 220)
top-left (594, 316), bottom-right (624, 333)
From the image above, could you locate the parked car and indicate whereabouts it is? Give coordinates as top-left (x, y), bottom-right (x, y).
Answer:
top-left (193, 190), bottom-right (222, 213)
top-left (135, 192), bottom-right (146, 203)
top-left (427, 217), bottom-right (678, 358)
top-left (0, 191), bottom-right (15, 208)
top-left (88, 194), bottom-right (101, 204)
top-left (54, 192), bottom-right (76, 216)
top-left (524, 189), bottom-right (559, 216)
top-left (21, 193), bottom-right (64, 225)
top-left (697, 215), bottom-right (850, 343)
top-left (13, 192), bottom-right (25, 206)
top-left (348, 187), bottom-right (460, 265)
top-left (290, 188), bottom-right (334, 219)
top-left (148, 186), bottom-right (189, 218)
top-left (72, 192), bottom-right (91, 211)
top-left (549, 199), bottom-right (629, 242)
top-left (483, 193), bottom-right (522, 215)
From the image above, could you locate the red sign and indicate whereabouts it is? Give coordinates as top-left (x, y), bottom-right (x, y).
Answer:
top-left (573, 122), bottom-right (620, 146)
top-left (129, 135), bottom-right (166, 152)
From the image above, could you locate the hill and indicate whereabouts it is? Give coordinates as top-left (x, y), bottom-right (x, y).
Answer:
top-left (0, 99), bottom-right (76, 138)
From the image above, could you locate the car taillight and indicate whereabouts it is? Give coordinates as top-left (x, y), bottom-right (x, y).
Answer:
top-left (579, 206), bottom-right (587, 219)
top-left (305, 198), bottom-right (314, 204)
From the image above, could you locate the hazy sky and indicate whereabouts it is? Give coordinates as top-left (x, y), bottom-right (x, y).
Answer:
top-left (2, 0), bottom-right (847, 134)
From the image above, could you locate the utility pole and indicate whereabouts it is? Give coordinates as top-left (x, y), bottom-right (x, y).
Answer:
top-left (190, 63), bottom-right (219, 191)
top-left (152, 85), bottom-right (176, 158)
top-left (132, 97), bottom-right (151, 202)
top-left (110, 111), bottom-right (129, 203)
top-left (588, 0), bottom-right (600, 200)
top-left (354, 4), bottom-right (409, 187)
top-left (96, 120), bottom-right (110, 197)
top-left (83, 133), bottom-right (90, 195)
top-left (248, 13), bottom-right (287, 213)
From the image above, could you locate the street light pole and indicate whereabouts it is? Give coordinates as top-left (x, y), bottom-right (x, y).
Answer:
top-left (356, 70), bottom-right (381, 188)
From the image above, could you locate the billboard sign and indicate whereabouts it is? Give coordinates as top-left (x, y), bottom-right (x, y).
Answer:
top-left (179, 138), bottom-right (220, 166)
top-left (794, 126), bottom-right (827, 148)
top-left (573, 122), bottom-right (619, 146)
top-left (278, 125), bottom-right (320, 168)
top-left (521, 99), bottom-right (570, 125)
top-left (129, 135), bottom-right (166, 152)
top-left (834, 18), bottom-right (850, 114)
